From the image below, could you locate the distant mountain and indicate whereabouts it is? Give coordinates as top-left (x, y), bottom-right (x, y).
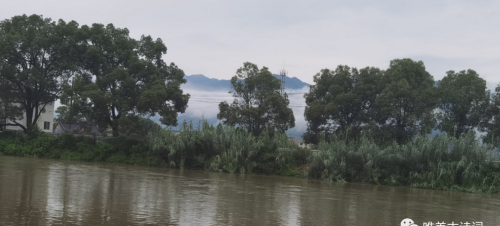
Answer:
top-left (181, 74), bottom-right (232, 91)
top-left (156, 76), bottom-right (443, 141)
top-left (182, 74), bottom-right (310, 91)
top-left (272, 74), bottom-right (310, 90)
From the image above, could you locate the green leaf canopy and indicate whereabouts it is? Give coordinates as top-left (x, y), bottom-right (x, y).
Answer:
top-left (0, 14), bottom-right (79, 132)
top-left (436, 69), bottom-right (490, 138)
top-left (62, 23), bottom-right (189, 137)
top-left (217, 62), bottom-right (295, 136)
top-left (374, 58), bottom-right (437, 144)
top-left (303, 65), bottom-right (383, 144)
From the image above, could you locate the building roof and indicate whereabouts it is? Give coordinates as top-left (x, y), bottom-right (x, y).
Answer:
top-left (55, 120), bottom-right (100, 134)
top-left (288, 137), bottom-right (299, 145)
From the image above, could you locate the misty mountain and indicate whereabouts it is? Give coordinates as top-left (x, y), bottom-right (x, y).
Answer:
top-left (181, 74), bottom-right (310, 91)
top-left (150, 74), bottom-right (311, 140)
top-left (152, 77), bottom-right (448, 141)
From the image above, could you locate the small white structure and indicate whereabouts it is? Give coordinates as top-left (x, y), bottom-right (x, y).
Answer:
top-left (4, 102), bottom-right (55, 133)
top-left (298, 139), bottom-right (313, 149)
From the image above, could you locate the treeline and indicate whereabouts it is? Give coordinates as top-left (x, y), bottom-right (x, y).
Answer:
top-left (3, 14), bottom-right (500, 148)
top-left (303, 60), bottom-right (500, 145)
top-left (0, 14), bottom-right (189, 136)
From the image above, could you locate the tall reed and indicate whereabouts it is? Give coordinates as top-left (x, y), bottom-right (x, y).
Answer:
top-left (307, 131), bottom-right (500, 193)
top-left (147, 120), bottom-right (302, 173)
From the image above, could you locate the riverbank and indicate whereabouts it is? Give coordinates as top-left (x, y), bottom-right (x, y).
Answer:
top-left (0, 122), bottom-right (307, 178)
top-left (1, 122), bottom-right (500, 195)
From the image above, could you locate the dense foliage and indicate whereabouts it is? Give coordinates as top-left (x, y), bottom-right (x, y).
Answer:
top-left (148, 120), bottom-right (302, 175)
top-left (0, 120), bottom-right (307, 177)
top-left (1, 121), bottom-right (500, 194)
top-left (60, 23), bottom-right (189, 137)
top-left (0, 14), bottom-right (78, 132)
top-left (483, 84), bottom-right (500, 145)
top-left (303, 66), bottom-right (383, 144)
top-left (0, 131), bottom-right (149, 164)
top-left (437, 70), bottom-right (490, 138)
top-left (307, 131), bottom-right (500, 193)
top-left (0, 14), bottom-right (189, 137)
top-left (304, 59), bottom-right (500, 146)
top-left (218, 62), bottom-right (295, 136)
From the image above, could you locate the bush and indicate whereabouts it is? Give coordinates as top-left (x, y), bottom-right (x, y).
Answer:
top-left (148, 120), bottom-right (299, 173)
top-left (306, 131), bottom-right (500, 193)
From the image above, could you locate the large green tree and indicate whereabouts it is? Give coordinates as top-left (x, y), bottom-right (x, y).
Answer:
top-left (374, 58), bottom-right (437, 144)
top-left (436, 70), bottom-right (490, 138)
top-left (303, 65), bottom-right (383, 144)
top-left (63, 23), bottom-right (189, 137)
top-left (0, 75), bottom-right (22, 131)
top-left (483, 83), bottom-right (500, 144)
top-left (0, 14), bottom-right (79, 132)
top-left (217, 62), bottom-right (295, 136)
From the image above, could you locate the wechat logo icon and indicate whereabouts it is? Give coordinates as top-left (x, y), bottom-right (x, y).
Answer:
top-left (401, 218), bottom-right (418, 226)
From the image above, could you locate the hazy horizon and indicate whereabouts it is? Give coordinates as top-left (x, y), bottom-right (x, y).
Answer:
top-left (2, 0), bottom-right (499, 86)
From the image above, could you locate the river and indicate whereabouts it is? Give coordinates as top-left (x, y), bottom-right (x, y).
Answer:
top-left (0, 156), bottom-right (499, 225)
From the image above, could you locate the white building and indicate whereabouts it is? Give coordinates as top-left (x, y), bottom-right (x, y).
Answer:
top-left (4, 102), bottom-right (55, 133)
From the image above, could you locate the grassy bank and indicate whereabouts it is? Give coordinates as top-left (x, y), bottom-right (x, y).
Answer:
top-left (308, 132), bottom-right (500, 193)
top-left (0, 130), bottom-right (152, 165)
top-left (1, 121), bottom-right (500, 194)
top-left (0, 121), bottom-right (307, 177)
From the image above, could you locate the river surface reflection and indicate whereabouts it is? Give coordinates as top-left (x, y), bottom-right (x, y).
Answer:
top-left (0, 156), bottom-right (499, 225)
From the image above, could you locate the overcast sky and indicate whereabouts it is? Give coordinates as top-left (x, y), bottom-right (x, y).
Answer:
top-left (2, 0), bottom-right (500, 88)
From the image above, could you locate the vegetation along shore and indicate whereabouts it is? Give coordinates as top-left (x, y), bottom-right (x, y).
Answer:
top-left (1, 120), bottom-right (500, 194)
top-left (1, 14), bottom-right (500, 194)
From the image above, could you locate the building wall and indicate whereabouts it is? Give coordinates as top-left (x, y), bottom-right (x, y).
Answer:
top-left (5, 102), bottom-right (55, 133)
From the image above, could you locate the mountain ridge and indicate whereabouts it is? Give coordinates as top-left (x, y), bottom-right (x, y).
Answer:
top-left (181, 74), bottom-right (310, 91)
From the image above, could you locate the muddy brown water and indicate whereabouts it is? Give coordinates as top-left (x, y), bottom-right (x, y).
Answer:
top-left (0, 156), bottom-right (499, 225)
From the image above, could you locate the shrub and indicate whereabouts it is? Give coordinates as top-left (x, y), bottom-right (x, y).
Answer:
top-left (306, 131), bottom-right (500, 192)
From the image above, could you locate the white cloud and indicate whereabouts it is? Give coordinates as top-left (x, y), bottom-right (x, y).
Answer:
top-left (2, 0), bottom-right (499, 85)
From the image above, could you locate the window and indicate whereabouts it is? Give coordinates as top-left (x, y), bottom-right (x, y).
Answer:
top-left (44, 121), bottom-right (50, 130)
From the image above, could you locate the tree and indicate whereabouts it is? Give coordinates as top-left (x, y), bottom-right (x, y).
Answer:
top-left (133, 117), bottom-right (162, 136)
top-left (54, 105), bottom-right (70, 122)
top-left (0, 75), bottom-right (22, 131)
top-left (483, 83), bottom-right (500, 145)
top-left (0, 14), bottom-right (79, 133)
top-left (436, 70), bottom-right (490, 138)
top-left (374, 59), bottom-right (437, 144)
top-left (53, 104), bottom-right (88, 127)
top-left (63, 23), bottom-right (189, 137)
top-left (217, 62), bottom-right (295, 136)
top-left (303, 65), bottom-right (383, 144)
top-left (58, 75), bottom-right (98, 131)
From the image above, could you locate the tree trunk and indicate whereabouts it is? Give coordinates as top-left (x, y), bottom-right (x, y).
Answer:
top-left (111, 120), bottom-right (119, 137)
